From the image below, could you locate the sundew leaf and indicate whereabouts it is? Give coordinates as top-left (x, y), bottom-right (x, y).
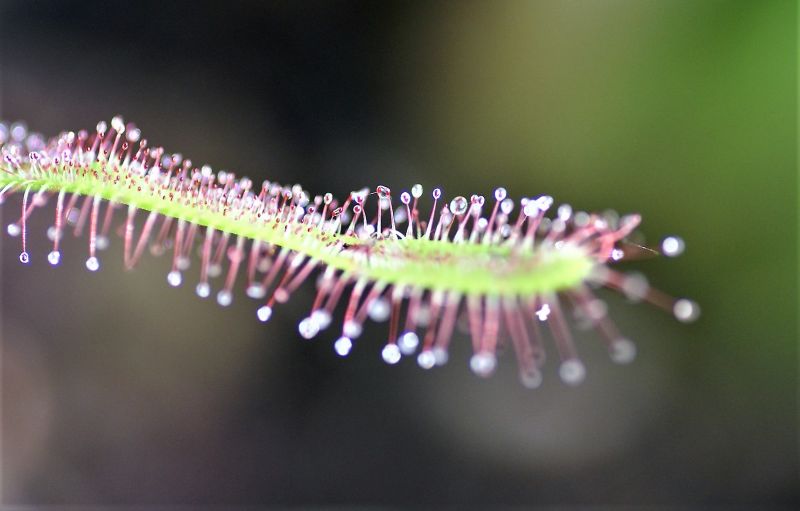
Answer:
top-left (0, 117), bottom-right (699, 387)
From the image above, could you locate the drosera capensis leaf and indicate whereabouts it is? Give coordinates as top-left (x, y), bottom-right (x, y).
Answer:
top-left (0, 117), bottom-right (699, 387)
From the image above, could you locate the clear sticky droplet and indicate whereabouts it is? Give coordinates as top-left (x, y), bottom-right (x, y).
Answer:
top-left (574, 211), bottom-right (590, 227)
top-left (216, 290), bottom-right (233, 307)
top-left (661, 236), bottom-right (685, 257)
top-left (382, 344), bottom-right (401, 365)
top-left (535, 195), bottom-right (553, 211)
top-left (298, 317), bottom-right (320, 339)
top-left (523, 202), bottom-right (540, 217)
top-left (610, 338), bottom-right (637, 364)
top-left (585, 299), bottom-right (608, 320)
top-left (18, 251), bottom-right (29, 264)
top-left (622, 273), bottom-right (649, 301)
top-left (432, 347), bottom-right (449, 366)
top-left (494, 187), bottom-right (507, 201)
top-left (559, 359), bottom-right (586, 386)
top-left (195, 282), bottom-right (211, 298)
top-left (257, 305), bottom-right (273, 322)
top-left (343, 320), bottom-right (363, 339)
top-left (470, 352), bottom-right (497, 377)
top-left (167, 271), bottom-right (182, 287)
top-left (398, 331), bottom-right (419, 355)
top-left (368, 298), bottom-right (390, 322)
top-left (85, 256), bottom-right (100, 272)
top-left (111, 115), bottom-right (125, 133)
top-left (6, 223), bottom-right (20, 237)
top-left (417, 350), bottom-right (436, 369)
top-left (246, 284), bottom-right (266, 299)
top-left (673, 299), bottom-right (700, 323)
top-left (411, 184), bottom-right (423, 199)
top-left (176, 257), bottom-right (191, 271)
top-left (47, 250), bottom-right (61, 266)
top-left (95, 235), bottom-right (109, 251)
top-left (535, 303), bottom-right (551, 322)
top-left (376, 185), bottom-right (391, 198)
top-left (449, 196), bottom-right (468, 215)
top-left (520, 368), bottom-right (543, 389)
top-left (10, 122), bottom-right (27, 141)
top-left (274, 287), bottom-right (289, 303)
top-left (334, 336), bottom-right (353, 357)
top-left (312, 309), bottom-right (332, 330)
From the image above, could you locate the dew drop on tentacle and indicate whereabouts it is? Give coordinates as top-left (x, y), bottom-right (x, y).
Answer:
top-left (216, 290), bottom-right (233, 307)
top-left (367, 297), bottom-right (390, 322)
top-left (11, 122), bottom-right (27, 142)
top-left (661, 235), bottom-right (685, 257)
top-left (343, 320), bottom-right (363, 339)
top-left (47, 250), bottom-right (61, 266)
top-left (126, 127), bottom-right (141, 143)
top-left (558, 203), bottom-right (572, 221)
top-left (469, 352), bottom-right (497, 378)
top-left (398, 331), bottom-right (419, 355)
top-left (85, 256), bottom-right (100, 272)
top-left (416, 349), bottom-right (436, 370)
top-left (334, 336), bottom-right (353, 357)
top-left (673, 298), bottom-right (700, 323)
top-left (523, 201), bottom-right (540, 218)
top-left (312, 309), bottom-right (332, 330)
top-left (246, 284), bottom-right (266, 299)
top-left (257, 305), bottom-right (273, 322)
top-left (381, 344), bottom-right (401, 365)
top-left (519, 366), bottom-right (543, 389)
top-left (622, 273), bottom-right (649, 302)
top-left (207, 264), bottom-right (222, 278)
top-left (176, 256), bottom-right (191, 271)
top-left (558, 358), bottom-right (586, 386)
top-left (610, 338), bottom-right (637, 364)
top-left (432, 347), bottom-right (448, 366)
top-left (298, 316), bottom-right (320, 339)
top-left (573, 210), bottom-right (590, 227)
top-left (535, 303), bottom-right (551, 321)
top-left (449, 196), bottom-right (468, 216)
top-left (167, 270), bottom-right (182, 287)
top-left (96, 236), bottom-right (109, 251)
top-left (195, 282), bottom-right (211, 298)
top-left (110, 115), bottom-right (124, 134)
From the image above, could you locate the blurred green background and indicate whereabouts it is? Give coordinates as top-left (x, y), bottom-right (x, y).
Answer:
top-left (0, 0), bottom-right (796, 506)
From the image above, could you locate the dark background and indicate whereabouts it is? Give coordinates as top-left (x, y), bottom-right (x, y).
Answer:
top-left (0, 0), bottom-right (797, 507)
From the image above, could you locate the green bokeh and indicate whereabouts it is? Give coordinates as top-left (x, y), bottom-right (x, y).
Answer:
top-left (384, 0), bottom-right (796, 494)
